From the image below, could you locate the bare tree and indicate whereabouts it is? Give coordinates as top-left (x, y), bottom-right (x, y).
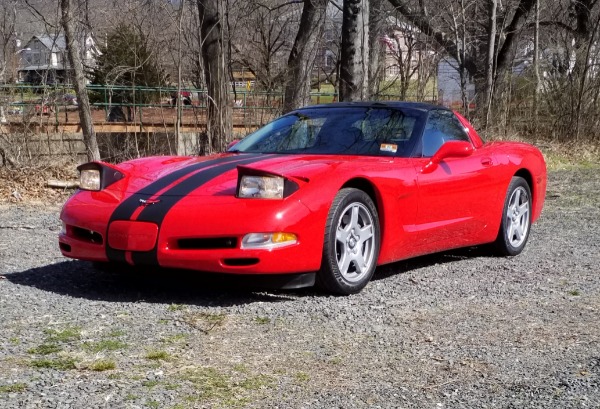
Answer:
top-left (484, 0), bottom-right (497, 128)
top-left (283, 0), bottom-right (329, 112)
top-left (230, 1), bottom-right (299, 92)
top-left (0, 0), bottom-right (17, 125)
top-left (387, 0), bottom-right (537, 116)
top-left (368, 0), bottom-right (385, 98)
top-left (339, 0), bottom-right (369, 101)
top-left (60, 0), bottom-right (100, 162)
top-left (197, 0), bottom-right (232, 153)
top-left (532, 0), bottom-right (540, 132)
top-left (380, 21), bottom-right (428, 100)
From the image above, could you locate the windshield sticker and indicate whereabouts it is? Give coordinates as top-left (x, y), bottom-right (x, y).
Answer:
top-left (380, 143), bottom-right (398, 153)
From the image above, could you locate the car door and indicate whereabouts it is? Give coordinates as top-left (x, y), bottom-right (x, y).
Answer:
top-left (412, 110), bottom-right (499, 249)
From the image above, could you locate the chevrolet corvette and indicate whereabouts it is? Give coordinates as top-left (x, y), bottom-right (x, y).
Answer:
top-left (59, 102), bottom-right (547, 295)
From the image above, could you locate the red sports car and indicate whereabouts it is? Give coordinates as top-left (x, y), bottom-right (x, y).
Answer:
top-left (59, 102), bottom-right (547, 294)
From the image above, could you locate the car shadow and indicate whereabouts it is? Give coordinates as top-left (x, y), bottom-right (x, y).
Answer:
top-left (373, 245), bottom-right (491, 282)
top-left (4, 260), bottom-right (311, 307)
top-left (4, 246), bottom-right (490, 305)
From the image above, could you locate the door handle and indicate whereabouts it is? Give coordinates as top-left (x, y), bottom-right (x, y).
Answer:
top-left (481, 157), bottom-right (493, 166)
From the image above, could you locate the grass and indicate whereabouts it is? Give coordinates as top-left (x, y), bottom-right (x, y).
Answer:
top-left (145, 350), bottom-right (171, 361)
top-left (568, 289), bottom-right (581, 296)
top-left (44, 326), bottom-right (81, 343)
top-left (161, 333), bottom-right (187, 344)
top-left (294, 372), bottom-right (310, 382)
top-left (107, 329), bottom-right (127, 338)
top-left (238, 374), bottom-right (273, 390)
top-left (196, 312), bottom-right (227, 325)
top-left (233, 364), bottom-right (249, 373)
top-left (543, 145), bottom-right (600, 171)
top-left (177, 366), bottom-right (276, 407)
top-left (179, 367), bottom-right (231, 399)
top-left (181, 311), bottom-right (227, 331)
top-left (30, 357), bottom-right (77, 370)
top-left (0, 383), bottom-right (28, 393)
top-left (167, 304), bottom-right (186, 312)
top-left (27, 343), bottom-right (62, 355)
top-left (254, 316), bottom-right (271, 325)
top-left (83, 339), bottom-right (128, 353)
top-left (90, 359), bottom-right (116, 371)
top-left (142, 380), bottom-right (161, 388)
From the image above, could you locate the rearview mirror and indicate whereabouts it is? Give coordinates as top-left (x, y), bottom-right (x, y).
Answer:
top-left (421, 141), bottom-right (474, 174)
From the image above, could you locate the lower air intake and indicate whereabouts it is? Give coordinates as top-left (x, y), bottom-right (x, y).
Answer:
top-left (177, 237), bottom-right (237, 250)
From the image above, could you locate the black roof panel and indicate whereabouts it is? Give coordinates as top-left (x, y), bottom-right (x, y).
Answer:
top-left (298, 101), bottom-right (446, 112)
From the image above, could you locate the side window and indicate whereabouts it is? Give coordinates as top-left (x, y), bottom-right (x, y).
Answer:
top-left (421, 110), bottom-right (470, 157)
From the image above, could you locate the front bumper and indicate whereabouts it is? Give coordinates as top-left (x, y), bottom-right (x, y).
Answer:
top-left (59, 190), bottom-right (325, 275)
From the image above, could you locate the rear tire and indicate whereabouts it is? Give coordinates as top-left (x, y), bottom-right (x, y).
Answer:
top-left (493, 176), bottom-right (532, 256)
top-left (317, 188), bottom-right (380, 295)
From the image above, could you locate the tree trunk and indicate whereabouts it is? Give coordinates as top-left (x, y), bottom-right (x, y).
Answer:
top-left (339, 0), bottom-right (369, 101)
top-left (197, 0), bottom-right (232, 154)
top-left (283, 0), bottom-right (329, 113)
top-left (368, 0), bottom-right (384, 98)
top-left (60, 0), bottom-right (100, 162)
top-left (484, 0), bottom-right (497, 129)
top-left (533, 0), bottom-right (540, 133)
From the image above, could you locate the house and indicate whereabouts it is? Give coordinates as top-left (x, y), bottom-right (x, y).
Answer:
top-left (18, 33), bottom-right (98, 85)
top-left (437, 57), bottom-right (476, 109)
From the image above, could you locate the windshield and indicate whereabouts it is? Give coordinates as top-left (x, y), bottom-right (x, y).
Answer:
top-left (231, 107), bottom-right (425, 157)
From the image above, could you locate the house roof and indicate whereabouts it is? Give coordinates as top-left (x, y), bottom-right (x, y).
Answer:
top-left (27, 34), bottom-right (67, 52)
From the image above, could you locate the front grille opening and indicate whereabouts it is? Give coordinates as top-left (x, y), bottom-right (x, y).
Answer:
top-left (223, 258), bottom-right (259, 267)
top-left (177, 237), bottom-right (237, 250)
top-left (59, 242), bottom-right (71, 252)
top-left (72, 227), bottom-right (103, 244)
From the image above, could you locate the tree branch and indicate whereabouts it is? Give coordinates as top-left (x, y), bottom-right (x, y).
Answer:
top-left (387, 0), bottom-right (477, 76)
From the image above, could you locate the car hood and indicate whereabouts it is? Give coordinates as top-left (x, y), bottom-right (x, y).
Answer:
top-left (110, 153), bottom-right (396, 198)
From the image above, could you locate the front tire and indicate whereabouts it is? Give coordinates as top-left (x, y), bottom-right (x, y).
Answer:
top-left (494, 176), bottom-right (532, 256)
top-left (317, 188), bottom-right (380, 295)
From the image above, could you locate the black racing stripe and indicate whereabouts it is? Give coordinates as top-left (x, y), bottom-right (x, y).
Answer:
top-left (130, 155), bottom-right (277, 266)
top-left (108, 154), bottom-right (260, 224)
top-left (106, 154), bottom-right (262, 264)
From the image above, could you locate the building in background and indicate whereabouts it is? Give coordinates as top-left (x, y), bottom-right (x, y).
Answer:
top-left (17, 33), bottom-right (98, 85)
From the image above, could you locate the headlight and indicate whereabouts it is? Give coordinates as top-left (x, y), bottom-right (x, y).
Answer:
top-left (80, 169), bottom-right (101, 191)
top-left (238, 175), bottom-right (284, 199)
top-left (77, 162), bottom-right (125, 191)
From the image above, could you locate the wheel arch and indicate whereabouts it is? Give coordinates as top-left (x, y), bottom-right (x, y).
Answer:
top-left (341, 178), bottom-right (381, 214)
top-left (340, 177), bottom-right (384, 239)
top-left (514, 168), bottom-right (534, 203)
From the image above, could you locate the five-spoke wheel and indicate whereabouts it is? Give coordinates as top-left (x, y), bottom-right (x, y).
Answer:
top-left (318, 188), bottom-right (380, 295)
top-left (494, 176), bottom-right (532, 256)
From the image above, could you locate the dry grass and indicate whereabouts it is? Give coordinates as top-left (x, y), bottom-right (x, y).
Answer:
top-left (0, 161), bottom-right (78, 205)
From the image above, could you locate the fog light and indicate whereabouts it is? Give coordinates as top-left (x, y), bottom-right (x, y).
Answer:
top-left (241, 232), bottom-right (297, 249)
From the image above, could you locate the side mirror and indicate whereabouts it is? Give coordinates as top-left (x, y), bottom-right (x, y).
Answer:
top-left (227, 139), bottom-right (241, 151)
top-left (421, 141), bottom-right (474, 174)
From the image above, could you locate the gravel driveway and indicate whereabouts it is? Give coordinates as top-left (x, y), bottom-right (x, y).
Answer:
top-left (0, 166), bottom-right (599, 409)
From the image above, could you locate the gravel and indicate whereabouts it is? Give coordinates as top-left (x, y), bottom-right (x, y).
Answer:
top-left (0, 166), bottom-right (599, 409)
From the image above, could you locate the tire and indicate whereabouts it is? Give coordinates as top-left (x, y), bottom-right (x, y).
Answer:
top-left (493, 176), bottom-right (532, 256)
top-left (317, 188), bottom-right (380, 295)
